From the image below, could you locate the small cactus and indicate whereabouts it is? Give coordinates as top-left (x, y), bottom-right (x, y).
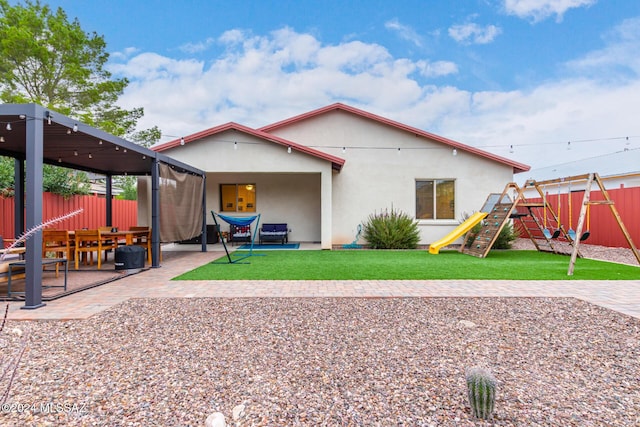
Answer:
top-left (466, 366), bottom-right (496, 420)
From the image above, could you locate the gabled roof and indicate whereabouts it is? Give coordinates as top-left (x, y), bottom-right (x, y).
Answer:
top-left (260, 103), bottom-right (530, 174)
top-left (153, 122), bottom-right (345, 171)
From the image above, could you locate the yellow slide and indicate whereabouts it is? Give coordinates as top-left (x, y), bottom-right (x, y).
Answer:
top-left (428, 211), bottom-right (488, 254)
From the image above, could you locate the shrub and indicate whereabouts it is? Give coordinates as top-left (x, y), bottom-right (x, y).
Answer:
top-left (363, 207), bottom-right (420, 249)
top-left (460, 211), bottom-right (483, 248)
top-left (459, 211), bottom-right (518, 250)
top-left (492, 222), bottom-right (518, 249)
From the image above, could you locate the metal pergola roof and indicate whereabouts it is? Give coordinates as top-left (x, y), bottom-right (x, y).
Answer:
top-left (0, 103), bottom-right (202, 175)
top-left (0, 103), bottom-right (207, 309)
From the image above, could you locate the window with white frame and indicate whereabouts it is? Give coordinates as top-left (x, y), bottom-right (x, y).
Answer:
top-left (416, 179), bottom-right (455, 219)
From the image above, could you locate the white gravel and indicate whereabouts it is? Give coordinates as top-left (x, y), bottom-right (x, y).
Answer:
top-left (2, 296), bottom-right (639, 426)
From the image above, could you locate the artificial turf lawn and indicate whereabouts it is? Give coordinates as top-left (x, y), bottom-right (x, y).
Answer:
top-left (173, 249), bottom-right (640, 281)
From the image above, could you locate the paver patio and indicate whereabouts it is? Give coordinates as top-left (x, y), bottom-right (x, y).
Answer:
top-left (6, 244), bottom-right (640, 320)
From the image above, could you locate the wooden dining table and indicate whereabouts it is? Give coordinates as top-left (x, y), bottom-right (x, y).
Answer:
top-left (100, 230), bottom-right (149, 246)
top-left (68, 229), bottom-right (149, 246)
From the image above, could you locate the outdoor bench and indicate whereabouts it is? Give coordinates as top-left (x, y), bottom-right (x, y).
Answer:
top-left (259, 223), bottom-right (289, 244)
top-left (1, 258), bottom-right (68, 298)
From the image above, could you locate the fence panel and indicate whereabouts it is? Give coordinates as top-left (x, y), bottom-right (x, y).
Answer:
top-left (0, 197), bottom-right (14, 242)
top-left (0, 194), bottom-right (137, 240)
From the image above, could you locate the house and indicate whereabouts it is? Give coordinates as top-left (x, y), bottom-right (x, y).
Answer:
top-left (149, 103), bottom-right (529, 249)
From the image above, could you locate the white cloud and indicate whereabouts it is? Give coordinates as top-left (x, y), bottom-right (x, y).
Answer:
top-left (440, 78), bottom-right (640, 170)
top-left (448, 23), bottom-right (502, 44)
top-left (113, 28), bottom-right (430, 134)
top-left (503, 0), bottom-right (597, 23)
top-left (112, 25), bottom-right (640, 173)
top-left (110, 46), bottom-right (139, 60)
top-left (417, 60), bottom-right (459, 78)
top-left (564, 17), bottom-right (640, 77)
top-left (179, 37), bottom-right (216, 54)
top-left (385, 18), bottom-right (423, 47)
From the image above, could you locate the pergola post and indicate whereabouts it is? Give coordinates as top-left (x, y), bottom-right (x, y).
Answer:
top-left (151, 159), bottom-right (160, 267)
top-left (23, 105), bottom-right (45, 309)
top-left (201, 173), bottom-right (207, 252)
top-left (105, 174), bottom-right (113, 227)
top-left (13, 158), bottom-right (24, 237)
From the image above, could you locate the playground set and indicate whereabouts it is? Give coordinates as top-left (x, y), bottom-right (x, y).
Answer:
top-left (429, 172), bottom-right (640, 275)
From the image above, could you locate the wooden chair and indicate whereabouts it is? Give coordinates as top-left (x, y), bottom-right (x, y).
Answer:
top-left (98, 226), bottom-right (121, 248)
top-left (74, 229), bottom-right (118, 270)
top-left (130, 226), bottom-right (153, 264)
top-left (42, 229), bottom-right (73, 277)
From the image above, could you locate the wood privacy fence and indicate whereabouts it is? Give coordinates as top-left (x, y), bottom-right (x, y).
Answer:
top-left (518, 186), bottom-right (640, 249)
top-left (0, 193), bottom-right (137, 240)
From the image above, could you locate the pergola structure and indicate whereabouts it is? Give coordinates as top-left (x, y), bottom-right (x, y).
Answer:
top-left (0, 103), bottom-right (207, 309)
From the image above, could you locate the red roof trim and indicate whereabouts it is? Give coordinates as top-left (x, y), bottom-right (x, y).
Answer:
top-left (259, 103), bottom-right (530, 174)
top-left (152, 122), bottom-right (345, 171)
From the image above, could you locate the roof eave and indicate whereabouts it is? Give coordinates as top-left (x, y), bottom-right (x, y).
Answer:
top-left (260, 102), bottom-right (530, 174)
top-left (153, 122), bottom-right (345, 171)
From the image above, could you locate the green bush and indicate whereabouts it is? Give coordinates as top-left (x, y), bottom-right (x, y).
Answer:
top-left (363, 207), bottom-right (420, 249)
top-left (460, 211), bottom-right (483, 248)
top-left (493, 222), bottom-right (518, 249)
top-left (460, 211), bottom-right (518, 250)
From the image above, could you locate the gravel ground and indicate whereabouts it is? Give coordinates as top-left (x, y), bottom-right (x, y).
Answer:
top-left (1, 297), bottom-right (639, 426)
top-left (511, 238), bottom-right (640, 266)
top-left (1, 240), bottom-right (638, 426)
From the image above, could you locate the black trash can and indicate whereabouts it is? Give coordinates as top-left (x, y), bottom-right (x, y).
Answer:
top-left (115, 245), bottom-right (145, 271)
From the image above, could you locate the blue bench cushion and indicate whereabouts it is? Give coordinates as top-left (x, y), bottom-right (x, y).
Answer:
top-left (261, 224), bottom-right (287, 233)
top-left (259, 223), bottom-right (289, 243)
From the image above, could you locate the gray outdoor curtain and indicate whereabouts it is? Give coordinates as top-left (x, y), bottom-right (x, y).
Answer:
top-left (158, 163), bottom-right (204, 242)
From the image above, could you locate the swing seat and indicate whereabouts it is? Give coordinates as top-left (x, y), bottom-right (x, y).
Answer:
top-left (551, 229), bottom-right (561, 239)
top-left (567, 229), bottom-right (576, 240)
top-left (543, 228), bottom-right (552, 239)
top-left (580, 230), bottom-right (590, 241)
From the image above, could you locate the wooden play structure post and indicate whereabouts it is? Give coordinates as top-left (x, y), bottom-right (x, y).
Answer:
top-left (567, 174), bottom-right (593, 275)
top-left (461, 173), bottom-right (640, 276)
top-left (567, 172), bottom-right (640, 275)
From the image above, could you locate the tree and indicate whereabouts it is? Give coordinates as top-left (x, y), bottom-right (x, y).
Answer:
top-left (0, 0), bottom-right (139, 129)
top-left (0, 156), bottom-right (90, 198)
top-left (0, 0), bottom-right (158, 197)
top-left (113, 125), bottom-right (161, 200)
top-left (0, 156), bottom-right (13, 197)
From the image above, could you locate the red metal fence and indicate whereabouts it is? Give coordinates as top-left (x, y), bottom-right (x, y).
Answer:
top-left (0, 193), bottom-right (137, 240)
top-left (518, 186), bottom-right (640, 248)
top-left (2, 188), bottom-right (638, 249)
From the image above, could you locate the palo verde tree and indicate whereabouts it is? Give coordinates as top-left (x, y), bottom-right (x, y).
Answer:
top-left (0, 0), bottom-right (160, 198)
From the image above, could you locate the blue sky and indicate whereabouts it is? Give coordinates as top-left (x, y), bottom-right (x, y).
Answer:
top-left (22, 0), bottom-right (640, 171)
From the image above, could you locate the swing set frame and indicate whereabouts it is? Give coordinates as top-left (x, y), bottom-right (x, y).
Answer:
top-left (526, 172), bottom-right (640, 275)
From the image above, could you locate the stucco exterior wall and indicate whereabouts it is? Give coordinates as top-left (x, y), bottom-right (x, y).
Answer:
top-left (148, 129), bottom-right (331, 245)
top-left (267, 111), bottom-right (515, 245)
top-left (206, 172), bottom-right (321, 242)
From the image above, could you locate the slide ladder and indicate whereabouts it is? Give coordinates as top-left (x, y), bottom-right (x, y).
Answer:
top-left (461, 194), bottom-right (517, 258)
